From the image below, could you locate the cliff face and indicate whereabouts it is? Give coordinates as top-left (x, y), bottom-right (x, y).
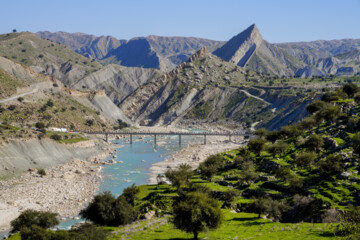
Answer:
top-left (0, 138), bottom-right (98, 177)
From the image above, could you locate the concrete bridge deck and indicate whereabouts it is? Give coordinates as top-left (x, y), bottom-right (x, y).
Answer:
top-left (83, 131), bottom-right (251, 145)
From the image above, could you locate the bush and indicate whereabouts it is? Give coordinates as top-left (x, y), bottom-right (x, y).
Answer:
top-left (37, 168), bottom-right (46, 177)
top-left (7, 105), bottom-right (16, 111)
top-left (254, 128), bottom-right (267, 138)
top-left (318, 153), bottom-right (344, 178)
top-left (20, 225), bottom-right (49, 240)
top-left (85, 119), bottom-right (94, 126)
top-left (50, 134), bottom-right (61, 141)
top-left (352, 133), bottom-right (360, 155)
top-left (122, 184), bottom-right (139, 206)
top-left (199, 155), bottom-right (225, 181)
top-left (247, 138), bottom-right (267, 156)
top-left (280, 125), bottom-right (301, 139)
top-left (11, 209), bottom-right (59, 233)
top-left (295, 152), bottom-right (316, 169)
top-left (334, 205), bottom-right (360, 238)
top-left (306, 100), bottom-right (326, 114)
top-left (80, 191), bottom-right (135, 226)
top-left (342, 83), bottom-right (359, 97)
top-left (303, 134), bottom-right (323, 152)
top-left (46, 99), bottom-right (54, 107)
top-left (165, 163), bottom-right (193, 188)
top-left (267, 142), bottom-right (288, 157)
top-left (172, 192), bottom-right (223, 240)
top-left (35, 122), bottom-right (45, 129)
top-left (17, 97), bottom-right (24, 102)
top-left (253, 196), bottom-right (289, 221)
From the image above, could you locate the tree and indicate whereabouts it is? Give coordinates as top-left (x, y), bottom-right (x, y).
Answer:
top-left (12, 29), bottom-right (17, 33)
top-left (80, 191), bottom-right (135, 226)
top-left (280, 125), bottom-right (301, 139)
top-left (165, 163), bottom-right (194, 188)
top-left (254, 128), bottom-right (267, 138)
top-left (172, 192), bottom-right (223, 239)
top-left (295, 152), bottom-right (317, 169)
top-left (334, 205), bottom-right (360, 238)
top-left (306, 100), bottom-right (326, 114)
top-left (318, 154), bottom-right (344, 178)
top-left (122, 184), bottom-right (139, 206)
top-left (10, 209), bottom-right (59, 233)
top-left (303, 134), bottom-right (323, 152)
top-left (199, 155), bottom-right (225, 181)
top-left (20, 225), bottom-right (49, 240)
top-left (253, 197), bottom-right (289, 221)
top-left (267, 142), bottom-right (288, 157)
top-left (247, 138), bottom-right (267, 156)
top-left (342, 83), bottom-right (359, 97)
top-left (17, 97), bottom-right (24, 102)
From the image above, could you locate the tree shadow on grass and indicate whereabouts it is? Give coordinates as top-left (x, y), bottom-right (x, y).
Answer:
top-left (230, 217), bottom-right (268, 226)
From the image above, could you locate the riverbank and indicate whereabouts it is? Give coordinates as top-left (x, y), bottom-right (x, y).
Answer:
top-left (0, 140), bottom-right (116, 232)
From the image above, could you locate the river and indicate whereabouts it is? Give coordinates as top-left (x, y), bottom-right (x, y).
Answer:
top-left (57, 134), bottom-right (203, 229)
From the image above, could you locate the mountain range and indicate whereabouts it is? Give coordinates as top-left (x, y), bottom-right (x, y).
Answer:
top-left (37, 24), bottom-right (360, 77)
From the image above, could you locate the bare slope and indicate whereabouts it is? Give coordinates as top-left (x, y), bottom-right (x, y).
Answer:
top-left (119, 48), bottom-right (313, 129)
top-left (0, 32), bottom-right (102, 85)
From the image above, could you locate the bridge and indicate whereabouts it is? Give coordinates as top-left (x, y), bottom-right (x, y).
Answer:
top-left (83, 131), bottom-right (251, 145)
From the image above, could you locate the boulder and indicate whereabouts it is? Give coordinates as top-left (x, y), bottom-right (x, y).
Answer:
top-left (144, 211), bottom-right (155, 220)
top-left (323, 137), bottom-right (338, 150)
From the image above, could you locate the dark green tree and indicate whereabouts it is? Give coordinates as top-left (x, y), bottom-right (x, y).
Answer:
top-left (122, 184), bottom-right (139, 206)
top-left (247, 138), bottom-right (267, 156)
top-left (165, 163), bottom-right (194, 188)
top-left (11, 209), bottom-right (59, 233)
top-left (342, 83), bottom-right (359, 97)
top-left (267, 142), bottom-right (288, 157)
top-left (295, 151), bottom-right (317, 169)
top-left (303, 134), bottom-right (323, 152)
top-left (172, 192), bottom-right (223, 240)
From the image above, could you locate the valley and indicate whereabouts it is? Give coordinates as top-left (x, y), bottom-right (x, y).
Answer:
top-left (0, 20), bottom-right (360, 240)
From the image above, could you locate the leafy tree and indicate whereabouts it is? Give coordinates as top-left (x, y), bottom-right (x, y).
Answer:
top-left (267, 142), bottom-right (288, 157)
top-left (11, 209), bottom-right (59, 233)
top-left (234, 155), bottom-right (253, 170)
top-left (253, 197), bottom-right (289, 221)
top-left (319, 106), bottom-right (340, 123)
top-left (247, 137), bottom-right (267, 156)
top-left (85, 119), bottom-right (94, 126)
top-left (318, 153), bottom-right (344, 178)
top-left (303, 134), bottom-right (323, 152)
top-left (342, 83), bottom-right (359, 97)
top-left (12, 29), bottom-right (17, 33)
top-left (172, 192), bottom-right (223, 240)
top-left (20, 225), bottom-right (49, 240)
top-left (80, 191), bottom-right (135, 226)
top-left (295, 152), bottom-right (317, 169)
top-left (254, 128), bottom-right (267, 138)
top-left (306, 100), bottom-right (326, 114)
top-left (240, 170), bottom-right (258, 184)
top-left (165, 163), bottom-right (193, 188)
top-left (275, 167), bottom-right (292, 181)
top-left (17, 97), bottom-right (24, 102)
top-left (122, 183), bottom-right (139, 206)
top-left (266, 130), bottom-right (281, 143)
top-left (199, 155), bottom-right (225, 180)
top-left (280, 125), bottom-right (301, 139)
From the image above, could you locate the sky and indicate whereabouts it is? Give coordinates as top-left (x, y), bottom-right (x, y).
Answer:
top-left (1, 0), bottom-right (360, 43)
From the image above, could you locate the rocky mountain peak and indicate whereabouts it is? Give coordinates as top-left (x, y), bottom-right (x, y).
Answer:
top-left (213, 24), bottom-right (264, 67)
top-left (188, 47), bottom-right (208, 62)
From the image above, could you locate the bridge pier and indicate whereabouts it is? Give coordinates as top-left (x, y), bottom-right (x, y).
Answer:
top-left (229, 134), bottom-right (231, 142)
top-left (179, 134), bottom-right (181, 145)
top-left (204, 134), bottom-right (206, 144)
top-left (105, 133), bottom-right (108, 142)
top-left (130, 133), bottom-right (133, 144)
top-left (154, 134), bottom-right (157, 145)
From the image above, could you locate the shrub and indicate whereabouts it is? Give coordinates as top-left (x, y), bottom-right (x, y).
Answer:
top-left (35, 122), bottom-right (45, 129)
top-left (17, 97), bottom-right (24, 102)
top-left (318, 153), bottom-right (344, 178)
top-left (199, 155), bottom-right (225, 181)
top-left (247, 137), bottom-right (267, 156)
top-left (352, 133), bottom-right (360, 155)
top-left (85, 119), bottom-right (94, 126)
top-left (7, 105), bottom-right (16, 111)
top-left (46, 99), bottom-right (54, 107)
top-left (303, 134), bottom-right (323, 152)
top-left (122, 184), bottom-right (139, 206)
top-left (20, 225), bottom-right (49, 240)
top-left (342, 83), bottom-right (359, 97)
top-left (80, 191), bottom-right (135, 226)
top-left (306, 100), bottom-right (326, 114)
top-left (253, 196), bottom-right (289, 221)
top-left (11, 209), bottom-right (59, 233)
top-left (172, 192), bottom-right (223, 240)
top-left (267, 142), bottom-right (288, 157)
top-left (50, 134), bottom-right (61, 141)
top-left (280, 125), bottom-right (301, 139)
top-left (295, 151), bottom-right (317, 169)
top-left (165, 163), bottom-right (193, 188)
top-left (37, 168), bottom-right (46, 177)
top-left (254, 128), bottom-right (267, 138)
top-left (334, 205), bottom-right (360, 238)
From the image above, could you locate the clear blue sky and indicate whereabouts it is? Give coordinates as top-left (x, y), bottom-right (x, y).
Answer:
top-left (1, 0), bottom-right (360, 43)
